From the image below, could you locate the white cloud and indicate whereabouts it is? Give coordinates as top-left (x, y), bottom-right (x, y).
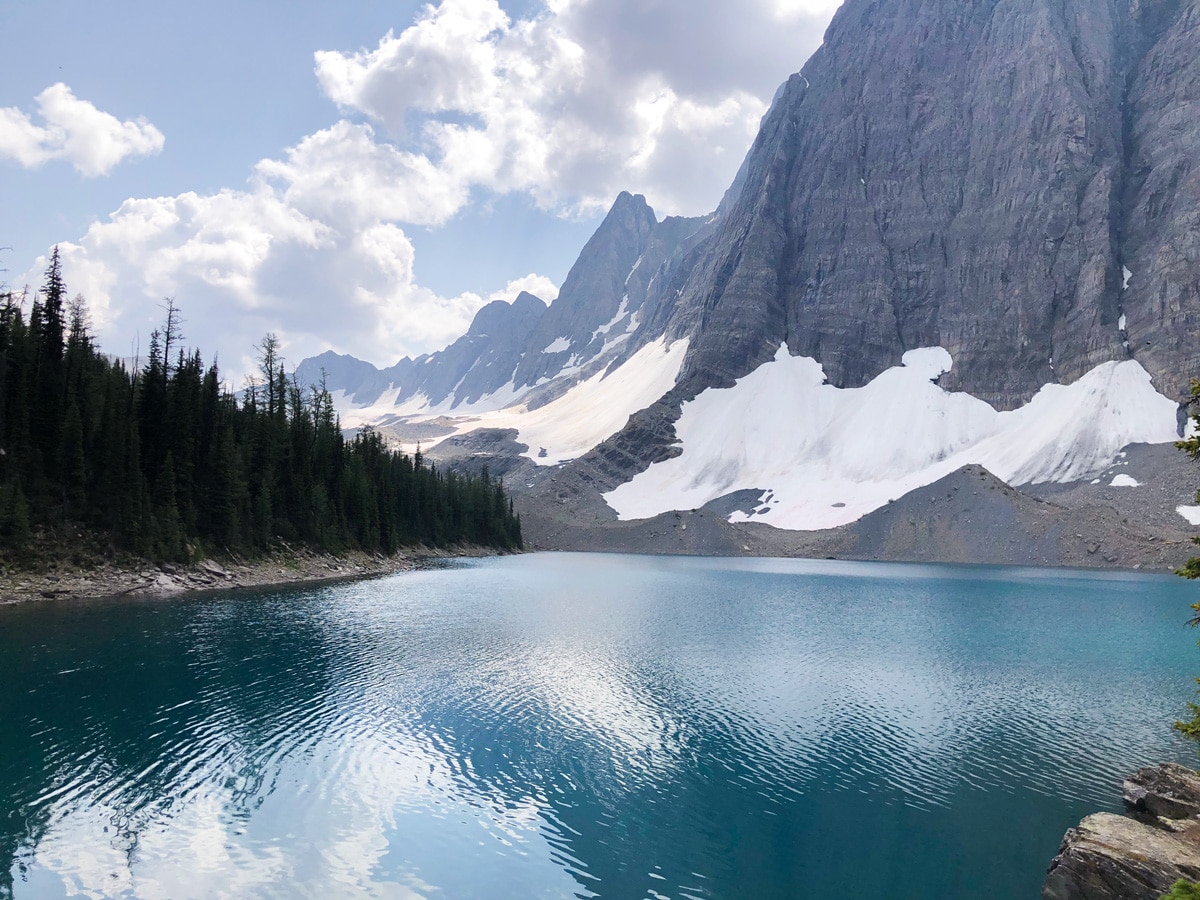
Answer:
top-left (24, 125), bottom-right (559, 380)
top-left (20, 0), bottom-right (836, 379)
top-left (0, 83), bottom-right (164, 176)
top-left (773, 0), bottom-right (845, 19)
top-left (487, 273), bottom-right (559, 304)
top-left (255, 121), bottom-right (468, 228)
top-left (314, 0), bottom-right (833, 217)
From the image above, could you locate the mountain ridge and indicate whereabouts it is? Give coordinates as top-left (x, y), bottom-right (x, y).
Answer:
top-left (293, 0), bottom-right (1200, 547)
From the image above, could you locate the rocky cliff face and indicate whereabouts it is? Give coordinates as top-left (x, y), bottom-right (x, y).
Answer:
top-left (297, 192), bottom-right (708, 414)
top-left (1123, 0), bottom-right (1200, 390)
top-left (633, 0), bottom-right (1199, 409)
top-left (297, 0), bottom-right (1200, 533)
top-left (1043, 764), bottom-right (1200, 899)
top-left (306, 0), bottom-right (1200, 418)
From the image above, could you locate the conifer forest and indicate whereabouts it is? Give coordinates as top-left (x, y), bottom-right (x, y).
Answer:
top-left (0, 250), bottom-right (523, 561)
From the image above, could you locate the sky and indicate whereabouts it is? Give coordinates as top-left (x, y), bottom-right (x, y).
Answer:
top-left (0, 0), bottom-right (841, 379)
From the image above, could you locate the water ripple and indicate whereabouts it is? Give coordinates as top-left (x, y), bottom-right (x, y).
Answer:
top-left (0, 556), bottom-right (1196, 899)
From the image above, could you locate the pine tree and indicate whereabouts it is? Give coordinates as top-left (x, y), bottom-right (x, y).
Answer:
top-left (30, 249), bottom-right (67, 493)
top-left (60, 400), bottom-right (86, 517)
top-left (153, 452), bottom-right (185, 561)
top-left (0, 478), bottom-right (31, 546)
top-left (0, 299), bottom-right (523, 565)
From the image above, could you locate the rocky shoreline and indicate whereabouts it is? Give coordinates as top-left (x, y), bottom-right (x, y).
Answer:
top-left (0, 544), bottom-right (501, 605)
top-left (1044, 764), bottom-right (1200, 899)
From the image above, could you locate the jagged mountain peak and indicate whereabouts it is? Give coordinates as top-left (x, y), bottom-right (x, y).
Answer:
top-left (608, 190), bottom-right (655, 219)
top-left (649, 0), bottom-right (1200, 411)
top-left (466, 291), bottom-right (546, 338)
top-left (296, 190), bottom-right (710, 416)
top-left (511, 290), bottom-right (548, 314)
top-left (512, 193), bottom-right (662, 386)
top-left (296, 0), bottom-right (1200, 543)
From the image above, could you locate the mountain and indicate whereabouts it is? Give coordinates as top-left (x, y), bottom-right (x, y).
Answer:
top-left (294, 290), bottom-right (547, 419)
top-left (295, 0), bottom-right (1200, 554)
top-left (647, 0), bottom-right (1200, 409)
top-left (295, 194), bottom-right (708, 425)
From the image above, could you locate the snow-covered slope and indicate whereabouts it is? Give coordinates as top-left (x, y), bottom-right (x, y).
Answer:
top-left (298, 192), bottom-right (709, 423)
top-left (434, 338), bottom-right (687, 466)
top-left (291, 0), bottom-right (1200, 551)
top-left (603, 347), bottom-right (1180, 531)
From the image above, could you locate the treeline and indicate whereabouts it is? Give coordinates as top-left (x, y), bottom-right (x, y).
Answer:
top-left (0, 249), bottom-right (522, 560)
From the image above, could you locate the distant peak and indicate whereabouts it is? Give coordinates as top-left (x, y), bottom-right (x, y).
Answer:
top-left (600, 191), bottom-right (657, 235)
top-left (610, 190), bottom-right (653, 215)
top-left (513, 290), bottom-right (548, 311)
top-left (467, 291), bottom-right (548, 336)
top-left (308, 349), bottom-right (361, 363)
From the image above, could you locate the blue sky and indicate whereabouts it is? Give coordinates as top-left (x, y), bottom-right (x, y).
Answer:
top-left (1, 0), bottom-right (838, 377)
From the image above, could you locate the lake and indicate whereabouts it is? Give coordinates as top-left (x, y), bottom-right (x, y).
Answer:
top-left (2, 553), bottom-right (1198, 899)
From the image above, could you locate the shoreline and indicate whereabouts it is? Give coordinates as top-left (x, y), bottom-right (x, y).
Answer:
top-left (0, 544), bottom-right (504, 606)
top-left (2, 538), bottom-right (1185, 608)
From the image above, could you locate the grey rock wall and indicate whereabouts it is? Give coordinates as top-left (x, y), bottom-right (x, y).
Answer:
top-left (650, 0), bottom-right (1200, 409)
top-left (1043, 764), bottom-right (1200, 899)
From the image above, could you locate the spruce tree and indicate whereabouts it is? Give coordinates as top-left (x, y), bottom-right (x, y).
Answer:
top-left (0, 295), bottom-right (523, 565)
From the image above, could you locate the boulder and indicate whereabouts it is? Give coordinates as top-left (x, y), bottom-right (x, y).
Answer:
top-left (198, 559), bottom-right (229, 578)
top-left (1125, 764), bottom-right (1200, 822)
top-left (149, 573), bottom-right (183, 595)
top-left (1044, 765), bottom-right (1200, 899)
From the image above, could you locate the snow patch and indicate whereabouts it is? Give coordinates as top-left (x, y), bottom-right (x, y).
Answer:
top-left (445, 338), bottom-right (689, 466)
top-left (592, 297), bottom-right (630, 341)
top-left (543, 337), bottom-right (571, 354)
top-left (1118, 314), bottom-right (1127, 332)
top-left (443, 381), bottom-right (529, 416)
top-left (1178, 506), bottom-right (1200, 527)
top-left (1123, 266), bottom-right (1133, 291)
top-left (329, 385), bottom-right (405, 429)
top-left (1109, 474), bottom-right (1140, 487)
top-left (604, 348), bottom-right (1178, 531)
top-left (901, 347), bottom-right (953, 381)
top-left (340, 377), bottom-right (534, 425)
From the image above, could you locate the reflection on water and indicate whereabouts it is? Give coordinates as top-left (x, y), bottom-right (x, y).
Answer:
top-left (1, 553), bottom-right (1197, 899)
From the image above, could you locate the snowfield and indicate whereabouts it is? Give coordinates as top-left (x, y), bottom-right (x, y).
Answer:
top-left (330, 378), bottom-right (531, 428)
top-left (326, 338), bottom-right (689, 466)
top-left (441, 338), bottom-right (689, 466)
top-left (331, 339), bottom-right (1181, 533)
top-left (603, 345), bottom-right (1180, 531)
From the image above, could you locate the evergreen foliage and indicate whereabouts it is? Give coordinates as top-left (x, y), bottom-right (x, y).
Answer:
top-left (0, 254), bottom-right (522, 562)
top-left (1174, 379), bottom-right (1200, 740)
top-left (1162, 880), bottom-right (1200, 900)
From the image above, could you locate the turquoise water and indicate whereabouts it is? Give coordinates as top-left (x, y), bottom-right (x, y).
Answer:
top-left (1, 553), bottom-right (1198, 899)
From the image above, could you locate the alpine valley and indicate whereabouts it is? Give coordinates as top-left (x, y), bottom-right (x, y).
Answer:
top-left (296, 0), bottom-right (1200, 571)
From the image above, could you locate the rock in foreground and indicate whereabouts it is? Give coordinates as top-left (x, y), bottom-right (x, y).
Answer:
top-left (1043, 765), bottom-right (1200, 899)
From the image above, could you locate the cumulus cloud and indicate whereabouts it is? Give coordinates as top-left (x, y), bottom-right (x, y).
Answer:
top-left (0, 83), bottom-right (164, 176)
top-left (255, 121), bottom-right (469, 228)
top-left (24, 129), bottom-right (559, 380)
top-left (314, 0), bottom-right (832, 216)
top-left (487, 273), bottom-right (559, 304)
top-left (24, 0), bottom-right (837, 379)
